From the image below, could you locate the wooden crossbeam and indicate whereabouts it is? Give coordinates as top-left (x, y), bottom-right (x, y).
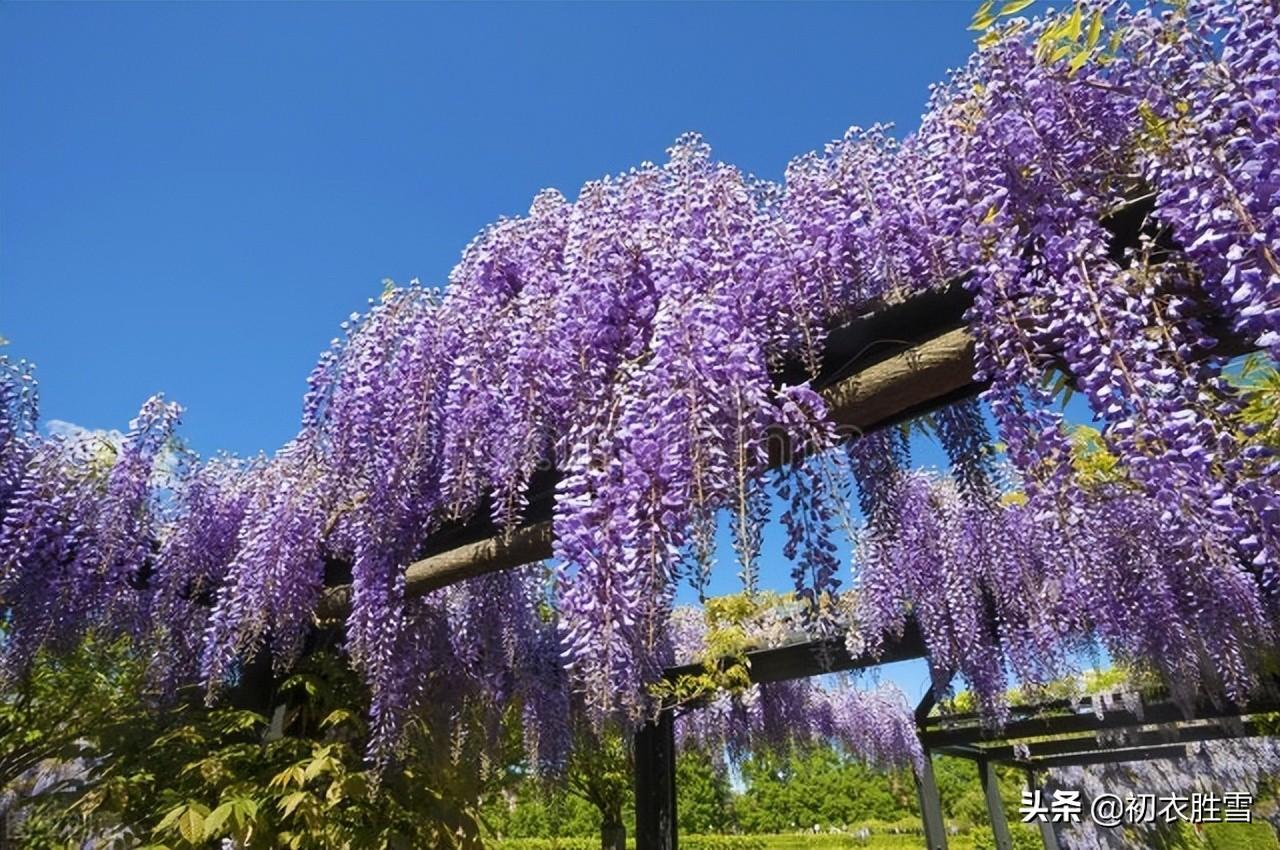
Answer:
top-left (388, 326), bottom-right (980, 601)
top-left (937, 719), bottom-right (1272, 764)
top-left (921, 696), bottom-right (1280, 749)
top-left (663, 618), bottom-right (928, 687)
top-left (1028, 743), bottom-right (1188, 769)
top-left (319, 193), bottom-right (1258, 608)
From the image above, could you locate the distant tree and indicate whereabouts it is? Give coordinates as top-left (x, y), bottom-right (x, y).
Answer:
top-left (675, 748), bottom-right (733, 834)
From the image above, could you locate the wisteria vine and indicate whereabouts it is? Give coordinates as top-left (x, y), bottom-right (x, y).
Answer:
top-left (1, 0), bottom-right (1278, 770)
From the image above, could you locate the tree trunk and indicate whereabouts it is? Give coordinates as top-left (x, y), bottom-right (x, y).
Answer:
top-left (601, 822), bottom-right (625, 850)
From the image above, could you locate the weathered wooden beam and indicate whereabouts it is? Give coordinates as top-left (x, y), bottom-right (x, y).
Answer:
top-left (921, 695), bottom-right (1280, 749)
top-left (1025, 770), bottom-right (1063, 850)
top-left (948, 718), bottom-right (1272, 765)
top-left (379, 328), bottom-right (981, 603)
top-left (663, 618), bottom-right (928, 686)
top-left (916, 749), bottom-right (950, 850)
top-left (980, 757), bottom-right (1014, 850)
top-left (1029, 744), bottom-right (1188, 769)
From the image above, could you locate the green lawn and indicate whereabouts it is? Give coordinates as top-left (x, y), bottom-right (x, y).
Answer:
top-left (492, 821), bottom-right (1280, 850)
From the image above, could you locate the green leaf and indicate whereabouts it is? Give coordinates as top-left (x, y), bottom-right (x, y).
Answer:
top-left (279, 791), bottom-right (310, 818)
top-left (320, 708), bottom-right (355, 729)
top-left (235, 797), bottom-right (260, 820)
top-left (1064, 2), bottom-right (1083, 40)
top-left (997, 0), bottom-right (1035, 15)
top-left (969, 0), bottom-right (997, 30)
top-left (155, 806), bottom-right (186, 833)
top-left (177, 806), bottom-right (207, 844)
top-left (1069, 46), bottom-right (1093, 73)
top-left (203, 802), bottom-right (234, 839)
top-left (1086, 8), bottom-right (1104, 49)
top-left (303, 756), bottom-right (330, 782)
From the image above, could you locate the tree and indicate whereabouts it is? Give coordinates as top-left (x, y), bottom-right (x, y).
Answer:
top-left (675, 748), bottom-right (733, 835)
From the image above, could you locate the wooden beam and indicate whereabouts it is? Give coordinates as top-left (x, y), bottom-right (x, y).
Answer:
top-left (1029, 744), bottom-right (1188, 770)
top-left (949, 719), bottom-right (1272, 765)
top-left (663, 618), bottom-right (927, 686)
top-left (1025, 770), bottom-right (1063, 850)
top-left (381, 328), bottom-right (981, 603)
top-left (916, 748), bottom-right (950, 850)
top-left (921, 695), bottom-right (1280, 749)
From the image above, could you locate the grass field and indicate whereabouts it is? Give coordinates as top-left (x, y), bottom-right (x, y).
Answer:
top-left (492, 820), bottom-right (1280, 850)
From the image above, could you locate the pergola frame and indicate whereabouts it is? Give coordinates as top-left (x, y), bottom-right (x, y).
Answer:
top-left (318, 197), bottom-right (1173, 608)
top-left (635, 636), bottom-right (1280, 850)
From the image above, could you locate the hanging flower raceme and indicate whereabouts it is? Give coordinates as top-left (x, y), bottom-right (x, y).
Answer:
top-left (0, 395), bottom-right (181, 681)
top-left (149, 455), bottom-right (253, 698)
top-left (667, 602), bottom-right (922, 774)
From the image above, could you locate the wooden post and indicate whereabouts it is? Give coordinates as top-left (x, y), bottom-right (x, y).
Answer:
top-left (1026, 770), bottom-right (1062, 850)
top-left (634, 709), bottom-right (677, 850)
top-left (979, 758), bottom-right (1013, 850)
top-left (915, 747), bottom-right (949, 850)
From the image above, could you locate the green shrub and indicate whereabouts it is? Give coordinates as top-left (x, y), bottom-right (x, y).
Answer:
top-left (490, 838), bottom-right (767, 850)
top-left (1204, 821), bottom-right (1280, 850)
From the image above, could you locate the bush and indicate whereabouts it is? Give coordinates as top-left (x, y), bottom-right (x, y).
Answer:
top-left (1203, 821), bottom-right (1280, 850)
top-left (490, 838), bottom-right (767, 850)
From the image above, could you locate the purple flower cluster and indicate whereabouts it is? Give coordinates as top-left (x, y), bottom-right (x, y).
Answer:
top-left (674, 677), bottom-right (923, 775)
top-left (1048, 736), bottom-right (1280, 850)
top-left (852, 468), bottom-right (1274, 724)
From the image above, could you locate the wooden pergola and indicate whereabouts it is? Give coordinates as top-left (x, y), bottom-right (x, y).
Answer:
top-left (318, 195), bottom-right (1200, 608)
top-left (286, 194), bottom-right (1267, 848)
top-left (638, 632), bottom-right (1280, 850)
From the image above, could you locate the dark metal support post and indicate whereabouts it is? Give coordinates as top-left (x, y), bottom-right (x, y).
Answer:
top-left (915, 747), bottom-right (949, 850)
top-left (979, 759), bottom-right (1013, 850)
top-left (913, 677), bottom-right (951, 850)
top-left (634, 709), bottom-right (677, 850)
top-left (1026, 770), bottom-right (1061, 850)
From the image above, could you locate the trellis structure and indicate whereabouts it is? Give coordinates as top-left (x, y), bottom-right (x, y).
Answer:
top-left (300, 194), bottom-right (1264, 848)
top-left (637, 633), bottom-right (1280, 850)
top-left (318, 197), bottom-right (1206, 611)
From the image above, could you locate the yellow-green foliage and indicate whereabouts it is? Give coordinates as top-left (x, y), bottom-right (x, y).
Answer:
top-left (1231, 356), bottom-right (1280, 453)
top-left (1069, 424), bottom-right (1124, 488)
top-left (650, 592), bottom-right (790, 708)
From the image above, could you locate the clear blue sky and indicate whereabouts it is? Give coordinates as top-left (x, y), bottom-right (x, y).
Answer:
top-left (3, 2), bottom-right (1062, 700)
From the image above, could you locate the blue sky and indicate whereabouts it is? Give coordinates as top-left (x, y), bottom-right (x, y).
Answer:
top-left (1, 2), bottom-right (1063, 700)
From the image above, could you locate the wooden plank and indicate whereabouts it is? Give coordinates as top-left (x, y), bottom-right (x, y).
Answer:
top-left (1029, 744), bottom-right (1187, 769)
top-left (1025, 770), bottom-right (1063, 850)
top-left (948, 719), bottom-right (1271, 764)
top-left (916, 748), bottom-right (950, 850)
top-left (922, 696), bottom-right (1280, 749)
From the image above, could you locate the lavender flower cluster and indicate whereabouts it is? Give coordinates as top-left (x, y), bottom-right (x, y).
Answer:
top-left (1, 0), bottom-right (1277, 768)
top-left (1047, 737), bottom-right (1280, 850)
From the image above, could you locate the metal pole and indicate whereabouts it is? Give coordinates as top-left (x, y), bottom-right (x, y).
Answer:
top-left (979, 759), bottom-right (1013, 850)
top-left (634, 709), bottom-right (677, 850)
top-left (915, 747), bottom-right (949, 850)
